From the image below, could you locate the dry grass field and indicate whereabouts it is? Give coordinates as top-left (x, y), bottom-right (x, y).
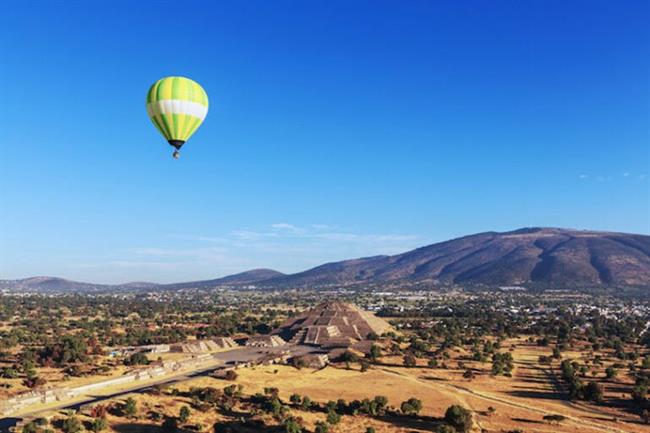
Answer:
top-left (12, 334), bottom-right (649, 433)
top-left (43, 337), bottom-right (641, 433)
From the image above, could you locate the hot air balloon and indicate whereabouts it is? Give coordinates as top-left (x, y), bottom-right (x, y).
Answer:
top-left (146, 76), bottom-right (209, 159)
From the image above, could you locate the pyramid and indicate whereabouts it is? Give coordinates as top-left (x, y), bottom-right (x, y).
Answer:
top-left (273, 301), bottom-right (392, 347)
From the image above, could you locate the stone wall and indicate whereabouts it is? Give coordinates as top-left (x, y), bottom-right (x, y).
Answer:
top-left (0, 354), bottom-right (220, 417)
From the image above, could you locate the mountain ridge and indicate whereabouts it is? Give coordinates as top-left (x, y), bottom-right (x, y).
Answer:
top-left (2, 228), bottom-right (649, 291)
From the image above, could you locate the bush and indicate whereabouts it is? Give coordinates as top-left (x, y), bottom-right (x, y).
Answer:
top-left (400, 398), bottom-right (422, 416)
top-left (300, 396), bottom-right (313, 411)
top-left (326, 410), bottom-right (341, 425)
top-left (284, 418), bottom-right (302, 433)
top-left (124, 397), bottom-right (137, 417)
top-left (436, 425), bottom-right (457, 433)
top-left (91, 417), bottom-right (108, 432)
top-left (1, 367), bottom-right (18, 379)
top-left (369, 344), bottom-right (382, 362)
top-left (444, 405), bottom-right (472, 433)
top-left (583, 381), bottom-right (604, 403)
top-left (124, 352), bottom-right (149, 366)
top-left (179, 406), bottom-right (190, 424)
top-left (290, 394), bottom-right (302, 405)
top-left (314, 421), bottom-right (329, 433)
top-left (62, 416), bottom-right (82, 433)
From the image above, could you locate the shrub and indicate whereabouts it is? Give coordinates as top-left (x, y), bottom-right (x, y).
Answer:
top-left (326, 410), bottom-right (341, 425)
top-left (91, 417), bottom-right (108, 432)
top-left (290, 394), bottom-right (302, 405)
top-left (444, 405), bottom-right (472, 433)
top-left (124, 352), bottom-right (149, 366)
top-left (436, 425), bottom-right (456, 433)
top-left (62, 416), bottom-right (82, 433)
top-left (284, 418), bottom-right (302, 433)
top-left (179, 406), bottom-right (190, 424)
top-left (124, 397), bottom-right (137, 417)
top-left (400, 398), bottom-right (422, 416)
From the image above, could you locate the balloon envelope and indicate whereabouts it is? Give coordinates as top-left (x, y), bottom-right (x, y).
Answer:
top-left (145, 76), bottom-right (209, 149)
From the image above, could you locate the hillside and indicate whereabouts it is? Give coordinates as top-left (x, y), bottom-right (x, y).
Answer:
top-left (162, 268), bottom-right (285, 289)
top-left (3, 228), bottom-right (649, 291)
top-left (263, 228), bottom-right (650, 288)
top-left (0, 269), bottom-right (285, 292)
top-left (0, 277), bottom-right (112, 292)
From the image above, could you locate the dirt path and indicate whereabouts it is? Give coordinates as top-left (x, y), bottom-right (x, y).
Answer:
top-left (379, 367), bottom-right (636, 433)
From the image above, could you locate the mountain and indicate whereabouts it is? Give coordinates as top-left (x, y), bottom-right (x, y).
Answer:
top-left (262, 228), bottom-right (650, 288)
top-left (3, 228), bottom-right (649, 292)
top-left (0, 276), bottom-right (112, 292)
top-left (0, 269), bottom-right (284, 293)
top-left (162, 269), bottom-right (285, 289)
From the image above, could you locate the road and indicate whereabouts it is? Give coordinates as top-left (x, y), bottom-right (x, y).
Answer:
top-left (0, 344), bottom-right (318, 432)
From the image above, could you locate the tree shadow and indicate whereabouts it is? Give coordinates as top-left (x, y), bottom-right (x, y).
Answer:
top-left (506, 390), bottom-right (566, 400)
top-left (112, 423), bottom-right (196, 433)
top-left (0, 418), bottom-right (21, 433)
top-left (212, 420), bottom-right (283, 433)
top-left (420, 375), bottom-right (448, 382)
top-left (376, 413), bottom-right (444, 431)
top-left (511, 417), bottom-right (543, 424)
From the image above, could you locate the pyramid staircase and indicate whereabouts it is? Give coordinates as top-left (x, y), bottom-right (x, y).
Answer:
top-left (289, 328), bottom-right (307, 344)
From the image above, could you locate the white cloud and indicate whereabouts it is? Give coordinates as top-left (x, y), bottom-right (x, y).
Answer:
top-left (74, 223), bottom-right (423, 283)
top-left (270, 223), bottom-right (301, 231)
top-left (623, 172), bottom-right (630, 177)
top-left (579, 174), bottom-right (589, 179)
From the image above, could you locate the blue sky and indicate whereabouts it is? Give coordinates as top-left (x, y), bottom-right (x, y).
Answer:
top-left (1, 1), bottom-right (648, 283)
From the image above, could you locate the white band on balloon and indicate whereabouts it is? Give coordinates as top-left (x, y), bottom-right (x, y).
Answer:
top-left (146, 99), bottom-right (208, 121)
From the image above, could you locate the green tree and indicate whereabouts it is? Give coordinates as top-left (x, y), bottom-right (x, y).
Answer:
top-left (91, 417), bottom-right (108, 432)
top-left (369, 344), bottom-right (382, 362)
top-left (1, 367), bottom-right (18, 379)
top-left (284, 418), bottom-right (302, 433)
top-left (124, 397), bottom-right (137, 418)
top-left (124, 352), bottom-right (149, 366)
top-left (400, 398), bottom-right (422, 416)
top-left (300, 396), bottom-right (313, 411)
top-left (326, 410), bottom-right (341, 425)
top-left (62, 416), bottom-right (82, 433)
top-left (444, 405), bottom-right (472, 433)
top-left (179, 406), bottom-right (190, 424)
top-left (583, 381), bottom-right (604, 403)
